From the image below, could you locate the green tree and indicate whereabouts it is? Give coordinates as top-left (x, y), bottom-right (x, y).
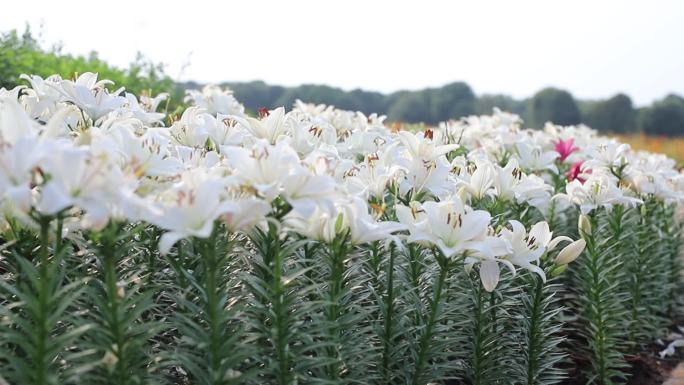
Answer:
top-left (225, 80), bottom-right (285, 111)
top-left (429, 82), bottom-right (476, 123)
top-left (0, 27), bottom-right (176, 104)
top-left (348, 88), bottom-right (387, 115)
top-left (387, 91), bottom-right (431, 123)
top-left (640, 94), bottom-right (684, 136)
top-left (274, 84), bottom-right (350, 110)
top-left (528, 87), bottom-right (581, 128)
top-left (584, 93), bottom-right (636, 133)
top-left (475, 94), bottom-right (527, 117)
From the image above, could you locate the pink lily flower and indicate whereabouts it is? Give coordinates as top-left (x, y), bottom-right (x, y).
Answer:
top-left (554, 138), bottom-right (579, 163)
top-left (567, 161), bottom-right (591, 183)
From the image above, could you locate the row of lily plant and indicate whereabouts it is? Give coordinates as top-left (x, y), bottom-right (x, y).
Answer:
top-left (0, 74), bottom-right (682, 385)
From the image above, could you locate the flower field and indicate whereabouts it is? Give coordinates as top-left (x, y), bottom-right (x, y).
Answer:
top-left (0, 74), bottom-right (682, 385)
top-left (617, 133), bottom-right (684, 166)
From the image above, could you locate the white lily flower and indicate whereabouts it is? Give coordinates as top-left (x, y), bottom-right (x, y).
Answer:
top-left (146, 171), bottom-right (268, 255)
top-left (209, 114), bottom-right (248, 147)
top-left (51, 72), bottom-right (126, 121)
top-left (280, 166), bottom-right (339, 218)
top-left (286, 196), bottom-right (404, 244)
top-left (36, 144), bottom-right (132, 229)
top-left (498, 220), bottom-right (573, 281)
top-left (344, 147), bottom-right (405, 199)
top-left (397, 131), bottom-right (460, 161)
top-left (169, 107), bottom-right (213, 147)
top-left (185, 85), bottom-right (246, 116)
top-left (397, 152), bottom-right (454, 198)
top-left (0, 136), bottom-right (47, 212)
top-left (19, 74), bottom-right (63, 120)
top-left (489, 158), bottom-right (554, 211)
top-left (457, 160), bottom-right (495, 201)
top-left (117, 128), bottom-right (183, 178)
top-left (0, 97), bottom-right (39, 144)
top-left (242, 107), bottom-right (289, 144)
top-left (122, 93), bottom-right (166, 124)
top-left (223, 140), bottom-right (301, 202)
top-left (565, 175), bottom-right (642, 214)
top-left (515, 141), bottom-right (558, 174)
top-left (583, 140), bottom-right (630, 171)
top-left (396, 197), bottom-right (493, 259)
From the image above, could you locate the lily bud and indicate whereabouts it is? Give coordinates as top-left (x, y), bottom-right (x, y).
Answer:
top-left (456, 186), bottom-right (469, 203)
top-left (116, 283), bottom-right (125, 299)
top-left (102, 349), bottom-right (119, 371)
top-left (334, 212), bottom-right (344, 235)
top-left (555, 239), bottom-right (586, 266)
top-left (578, 214), bottom-right (591, 237)
top-left (549, 264), bottom-right (568, 277)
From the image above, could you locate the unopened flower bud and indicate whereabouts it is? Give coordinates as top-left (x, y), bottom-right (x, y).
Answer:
top-left (456, 186), bottom-right (469, 203)
top-left (334, 212), bottom-right (344, 234)
top-left (102, 350), bottom-right (118, 371)
top-left (116, 283), bottom-right (125, 299)
top-left (549, 264), bottom-right (568, 277)
top-left (555, 239), bottom-right (586, 266)
top-left (578, 214), bottom-right (591, 237)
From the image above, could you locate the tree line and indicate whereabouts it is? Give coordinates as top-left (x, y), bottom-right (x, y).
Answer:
top-left (209, 80), bottom-right (684, 136)
top-left (3, 27), bottom-right (684, 136)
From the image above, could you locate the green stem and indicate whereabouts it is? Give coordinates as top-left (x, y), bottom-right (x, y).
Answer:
top-left (489, 292), bottom-right (497, 336)
top-left (381, 244), bottom-right (396, 382)
top-left (586, 211), bottom-right (611, 384)
top-left (629, 208), bottom-right (647, 347)
top-left (407, 244), bottom-right (423, 291)
top-left (472, 275), bottom-right (486, 385)
top-left (146, 231), bottom-right (157, 286)
top-left (269, 225), bottom-right (291, 385)
top-left (547, 199), bottom-right (557, 230)
top-left (201, 230), bottom-right (222, 385)
top-left (35, 216), bottom-right (51, 385)
top-left (369, 241), bottom-right (382, 288)
top-left (410, 253), bottom-right (449, 385)
top-left (54, 217), bottom-right (64, 259)
top-left (325, 236), bottom-right (349, 380)
top-left (666, 206), bottom-right (681, 318)
top-left (526, 274), bottom-right (544, 385)
top-left (102, 233), bottom-right (127, 385)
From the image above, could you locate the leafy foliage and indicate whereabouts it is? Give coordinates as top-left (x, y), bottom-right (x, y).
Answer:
top-left (568, 207), bottom-right (632, 384)
top-left (0, 28), bottom-right (179, 109)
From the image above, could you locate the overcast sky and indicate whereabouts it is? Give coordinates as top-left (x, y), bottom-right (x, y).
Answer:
top-left (2, 0), bottom-right (683, 105)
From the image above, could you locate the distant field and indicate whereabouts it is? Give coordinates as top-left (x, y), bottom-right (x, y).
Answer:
top-left (616, 134), bottom-right (684, 166)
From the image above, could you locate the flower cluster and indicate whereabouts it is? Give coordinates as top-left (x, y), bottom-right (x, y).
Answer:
top-left (4, 74), bottom-right (679, 285)
top-left (1, 73), bottom-right (682, 385)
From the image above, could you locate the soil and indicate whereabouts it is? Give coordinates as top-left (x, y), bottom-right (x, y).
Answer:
top-left (559, 340), bottom-right (684, 385)
top-left (444, 325), bottom-right (684, 385)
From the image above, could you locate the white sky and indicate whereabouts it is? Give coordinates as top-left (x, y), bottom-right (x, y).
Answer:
top-left (2, 0), bottom-right (683, 105)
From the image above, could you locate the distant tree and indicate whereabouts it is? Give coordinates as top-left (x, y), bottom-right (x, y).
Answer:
top-left (583, 93), bottom-right (636, 133)
top-left (273, 84), bottom-right (351, 110)
top-left (640, 94), bottom-right (684, 136)
top-left (348, 89), bottom-right (387, 115)
top-left (8, 25), bottom-right (683, 135)
top-left (429, 82), bottom-right (475, 122)
top-left (387, 91), bottom-right (432, 123)
top-left (476, 94), bottom-right (527, 117)
top-left (528, 87), bottom-right (581, 128)
top-left (576, 100), bottom-right (598, 122)
top-left (227, 80), bottom-right (285, 111)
